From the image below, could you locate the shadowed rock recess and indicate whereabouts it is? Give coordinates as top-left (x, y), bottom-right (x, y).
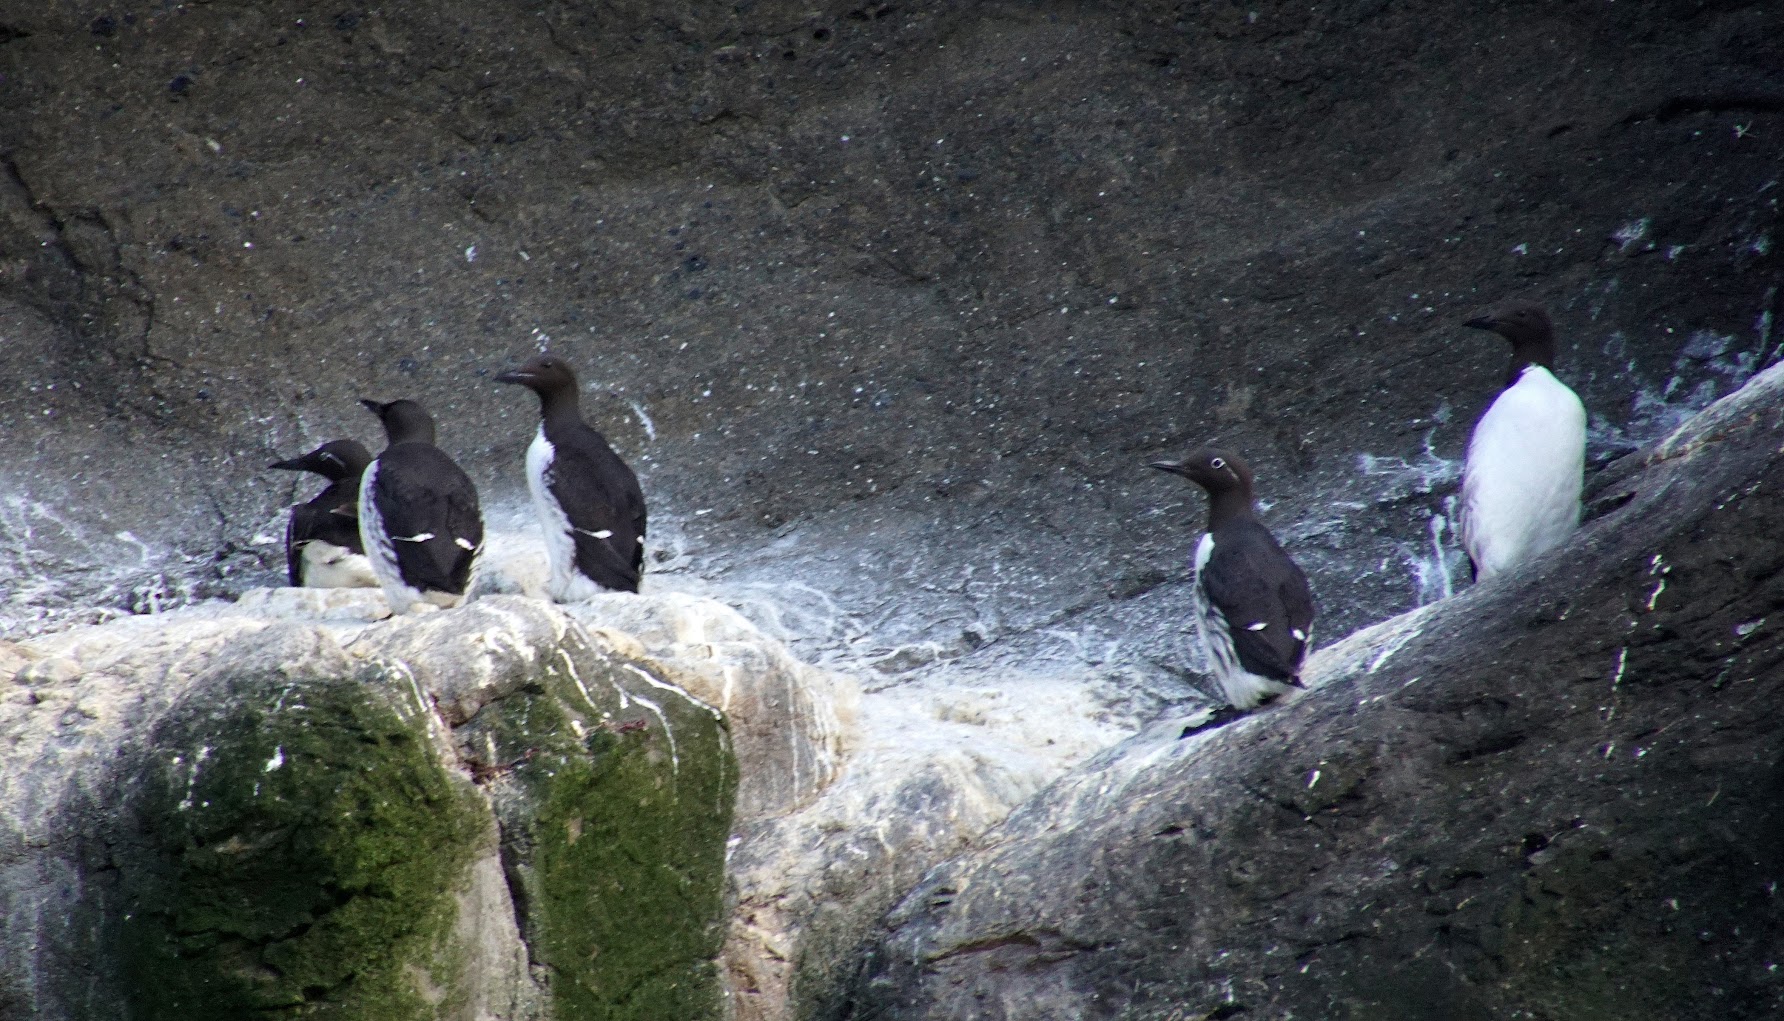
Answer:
top-left (833, 366), bottom-right (1784, 1019)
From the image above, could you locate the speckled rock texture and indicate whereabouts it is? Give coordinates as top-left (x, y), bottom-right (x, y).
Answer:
top-left (829, 364), bottom-right (1784, 1019)
top-left (0, 592), bottom-right (735, 1021)
top-left (0, 0), bottom-right (1777, 698)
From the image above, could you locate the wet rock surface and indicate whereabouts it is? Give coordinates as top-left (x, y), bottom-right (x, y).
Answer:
top-left (0, 1), bottom-right (1778, 695)
top-left (829, 366), bottom-right (1784, 1020)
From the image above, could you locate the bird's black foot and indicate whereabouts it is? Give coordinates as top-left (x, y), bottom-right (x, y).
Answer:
top-left (1179, 705), bottom-right (1249, 738)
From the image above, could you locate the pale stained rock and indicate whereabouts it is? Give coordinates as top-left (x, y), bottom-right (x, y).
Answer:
top-left (0, 640), bottom-right (34, 681)
top-left (450, 851), bottom-right (540, 1021)
top-left (13, 655), bottom-right (77, 687)
top-left (351, 594), bottom-right (576, 726)
top-left (722, 670), bottom-right (1129, 1021)
top-left (567, 591), bottom-right (859, 820)
top-left (231, 584), bottom-right (392, 623)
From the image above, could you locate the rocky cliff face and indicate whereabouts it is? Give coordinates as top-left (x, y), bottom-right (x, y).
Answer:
top-left (0, 1), bottom-right (1779, 690)
top-left (0, 3), bottom-right (1780, 1020)
top-left (834, 363), bottom-right (1784, 1020)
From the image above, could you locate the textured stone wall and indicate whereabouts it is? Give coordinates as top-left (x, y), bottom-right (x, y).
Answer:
top-left (0, 2), bottom-right (1778, 681)
top-left (831, 364), bottom-right (1784, 1020)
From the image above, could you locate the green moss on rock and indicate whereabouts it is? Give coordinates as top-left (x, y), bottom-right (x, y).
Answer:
top-left (118, 658), bottom-right (485, 1020)
top-left (460, 638), bottom-right (736, 1021)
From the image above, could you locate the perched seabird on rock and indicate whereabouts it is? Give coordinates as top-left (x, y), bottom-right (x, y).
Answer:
top-left (1458, 301), bottom-right (1587, 581)
top-left (1151, 448), bottom-right (1315, 712)
top-left (268, 439), bottom-right (376, 589)
top-left (357, 398), bottom-right (485, 613)
top-left (496, 354), bottom-right (647, 599)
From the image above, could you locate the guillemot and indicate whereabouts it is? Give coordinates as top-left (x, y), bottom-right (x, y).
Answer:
top-left (268, 439), bottom-right (376, 588)
top-left (357, 398), bottom-right (485, 613)
top-left (1458, 301), bottom-right (1586, 581)
top-left (496, 354), bottom-right (647, 598)
top-left (1151, 448), bottom-right (1315, 711)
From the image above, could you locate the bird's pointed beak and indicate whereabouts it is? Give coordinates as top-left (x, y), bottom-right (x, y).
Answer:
top-left (1463, 315), bottom-right (1498, 331)
top-left (268, 456), bottom-right (308, 472)
top-left (359, 398), bottom-right (385, 415)
top-left (1148, 460), bottom-right (1187, 476)
top-left (494, 369), bottom-right (532, 385)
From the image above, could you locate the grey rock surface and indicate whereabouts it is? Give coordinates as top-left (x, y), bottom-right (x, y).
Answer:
top-left (830, 364), bottom-right (1784, 1019)
top-left (0, 1), bottom-right (1778, 706)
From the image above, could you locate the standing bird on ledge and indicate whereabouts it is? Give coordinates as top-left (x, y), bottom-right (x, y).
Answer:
top-left (497, 354), bottom-right (647, 598)
top-left (357, 398), bottom-right (484, 613)
top-left (268, 439), bottom-right (376, 589)
top-left (1151, 448), bottom-right (1315, 712)
top-left (1458, 301), bottom-right (1586, 582)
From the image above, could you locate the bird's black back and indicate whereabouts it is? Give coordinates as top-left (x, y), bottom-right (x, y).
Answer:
top-left (1199, 518), bottom-right (1315, 680)
top-left (546, 417), bottom-right (647, 592)
top-left (286, 480), bottom-right (364, 586)
top-left (371, 443), bottom-right (484, 594)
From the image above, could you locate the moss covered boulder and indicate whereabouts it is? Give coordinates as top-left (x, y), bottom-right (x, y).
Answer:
top-left (366, 597), bottom-right (738, 1021)
top-left (114, 629), bottom-right (486, 1019)
top-left (3, 595), bottom-right (738, 1021)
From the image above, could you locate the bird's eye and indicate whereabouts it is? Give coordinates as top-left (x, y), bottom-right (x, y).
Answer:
top-left (1210, 457), bottom-right (1226, 470)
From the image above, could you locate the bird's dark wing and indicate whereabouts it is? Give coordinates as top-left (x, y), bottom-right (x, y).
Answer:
top-left (1199, 521), bottom-right (1315, 681)
top-left (551, 424), bottom-right (645, 592)
top-left (374, 447), bottom-right (483, 595)
top-left (305, 482), bottom-right (365, 553)
top-left (1276, 563), bottom-right (1316, 660)
top-left (286, 482), bottom-right (364, 585)
top-left (438, 460), bottom-right (484, 593)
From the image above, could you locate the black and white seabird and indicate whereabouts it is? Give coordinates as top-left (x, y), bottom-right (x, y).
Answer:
top-left (268, 439), bottom-right (376, 589)
top-left (1458, 301), bottom-right (1586, 581)
top-left (496, 354), bottom-right (647, 599)
top-left (357, 398), bottom-right (485, 613)
top-left (1151, 448), bottom-right (1315, 710)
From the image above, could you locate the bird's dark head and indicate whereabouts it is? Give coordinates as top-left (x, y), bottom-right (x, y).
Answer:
top-left (1465, 300), bottom-right (1556, 369)
top-left (268, 438), bottom-right (373, 481)
top-left (496, 354), bottom-right (578, 395)
top-left (360, 398), bottom-right (437, 446)
top-left (1151, 447), bottom-right (1258, 528)
top-left (1149, 447), bottom-right (1254, 496)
